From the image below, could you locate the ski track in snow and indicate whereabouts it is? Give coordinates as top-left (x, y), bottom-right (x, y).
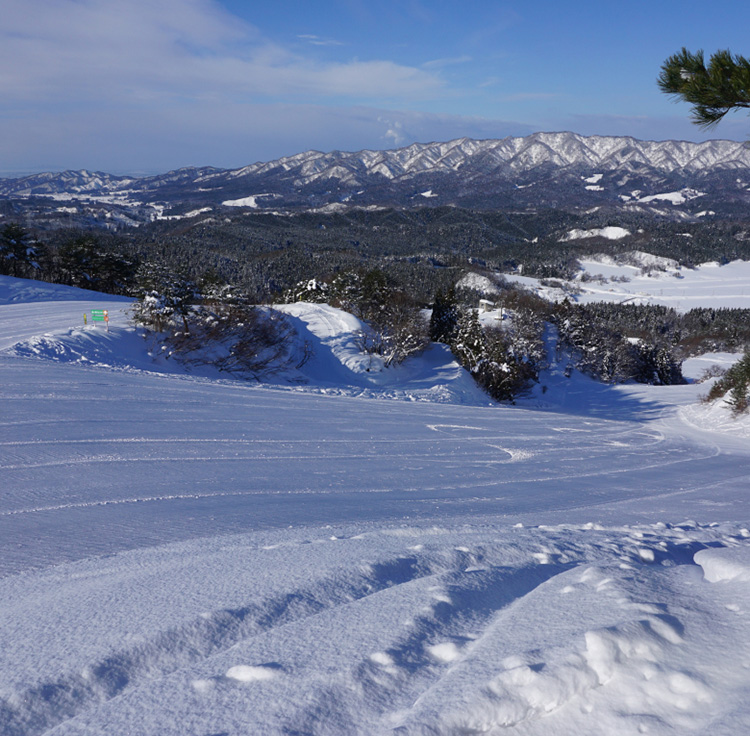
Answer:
top-left (1, 275), bottom-right (750, 735)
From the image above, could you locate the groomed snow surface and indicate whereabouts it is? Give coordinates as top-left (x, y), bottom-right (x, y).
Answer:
top-left (1, 274), bottom-right (750, 735)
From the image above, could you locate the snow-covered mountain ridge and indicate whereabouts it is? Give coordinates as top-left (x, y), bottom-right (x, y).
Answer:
top-left (3, 133), bottom-right (750, 224)
top-left (223, 132), bottom-right (750, 182)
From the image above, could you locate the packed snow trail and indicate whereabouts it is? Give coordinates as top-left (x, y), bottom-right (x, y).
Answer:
top-left (3, 350), bottom-right (748, 578)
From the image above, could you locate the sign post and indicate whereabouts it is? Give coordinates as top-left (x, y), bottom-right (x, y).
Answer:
top-left (91, 309), bottom-right (109, 331)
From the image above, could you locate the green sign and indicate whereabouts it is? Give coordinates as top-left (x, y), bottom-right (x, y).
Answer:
top-left (91, 309), bottom-right (108, 322)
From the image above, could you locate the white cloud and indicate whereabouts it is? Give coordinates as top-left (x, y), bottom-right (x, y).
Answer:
top-left (297, 34), bottom-right (345, 47)
top-left (380, 119), bottom-right (406, 146)
top-left (0, 0), bottom-right (444, 106)
top-left (4, 1), bottom-right (733, 173)
top-left (478, 77), bottom-right (502, 88)
top-left (422, 55), bottom-right (472, 69)
top-left (0, 0), bottom-right (539, 173)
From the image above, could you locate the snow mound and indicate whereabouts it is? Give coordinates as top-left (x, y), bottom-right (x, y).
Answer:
top-left (679, 399), bottom-right (750, 440)
top-left (7, 325), bottom-right (205, 376)
top-left (3, 291), bottom-right (491, 406)
top-left (695, 547), bottom-right (750, 583)
top-left (273, 302), bottom-right (492, 404)
top-left (226, 664), bottom-right (280, 682)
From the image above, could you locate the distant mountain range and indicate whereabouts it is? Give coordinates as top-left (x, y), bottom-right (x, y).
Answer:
top-left (3, 132), bottom-right (750, 228)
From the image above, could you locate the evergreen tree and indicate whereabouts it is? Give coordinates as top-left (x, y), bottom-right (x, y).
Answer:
top-left (632, 342), bottom-right (684, 386)
top-left (0, 224), bottom-right (39, 279)
top-left (706, 348), bottom-right (750, 415)
top-left (430, 288), bottom-right (459, 344)
top-left (132, 262), bottom-right (197, 333)
top-left (658, 48), bottom-right (750, 375)
top-left (658, 48), bottom-right (750, 129)
top-left (56, 235), bottom-right (136, 294)
top-left (357, 269), bottom-right (391, 324)
top-left (450, 308), bottom-right (486, 371)
top-left (474, 327), bottom-right (526, 402)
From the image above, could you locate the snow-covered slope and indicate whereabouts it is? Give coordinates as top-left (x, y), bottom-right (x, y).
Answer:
top-left (1, 276), bottom-right (750, 735)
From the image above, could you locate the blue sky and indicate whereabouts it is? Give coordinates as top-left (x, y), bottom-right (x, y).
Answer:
top-left (3, 0), bottom-right (750, 174)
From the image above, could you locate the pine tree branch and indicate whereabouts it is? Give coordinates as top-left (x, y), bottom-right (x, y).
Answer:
top-left (658, 48), bottom-right (750, 129)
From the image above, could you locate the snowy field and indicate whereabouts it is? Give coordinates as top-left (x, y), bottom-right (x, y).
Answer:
top-left (496, 254), bottom-right (750, 312)
top-left (1, 274), bottom-right (750, 735)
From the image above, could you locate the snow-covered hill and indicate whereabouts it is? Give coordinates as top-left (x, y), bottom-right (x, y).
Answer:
top-left (1, 275), bottom-right (750, 735)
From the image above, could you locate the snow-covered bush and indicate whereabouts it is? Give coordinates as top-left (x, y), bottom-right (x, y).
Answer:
top-left (132, 266), bottom-right (295, 378)
top-left (284, 268), bottom-right (428, 367)
top-left (358, 293), bottom-right (429, 367)
top-left (167, 302), bottom-right (294, 377)
top-left (132, 263), bottom-right (197, 332)
top-left (282, 278), bottom-right (329, 304)
top-left (446, 305), bottom-right (545, 402)
top-left (450, 308), bottom-right (486, 370)
top-left (472, 327), bottom-right (539, 402)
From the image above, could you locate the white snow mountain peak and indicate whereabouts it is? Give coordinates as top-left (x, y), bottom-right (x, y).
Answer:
top-left (217, 132), bottom-right (750, 184)
top-left (3, 132), bottom-right (750, 200)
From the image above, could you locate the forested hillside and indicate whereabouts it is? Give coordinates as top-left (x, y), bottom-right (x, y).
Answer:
top-left (3, 199), bottom-right (750, 408)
